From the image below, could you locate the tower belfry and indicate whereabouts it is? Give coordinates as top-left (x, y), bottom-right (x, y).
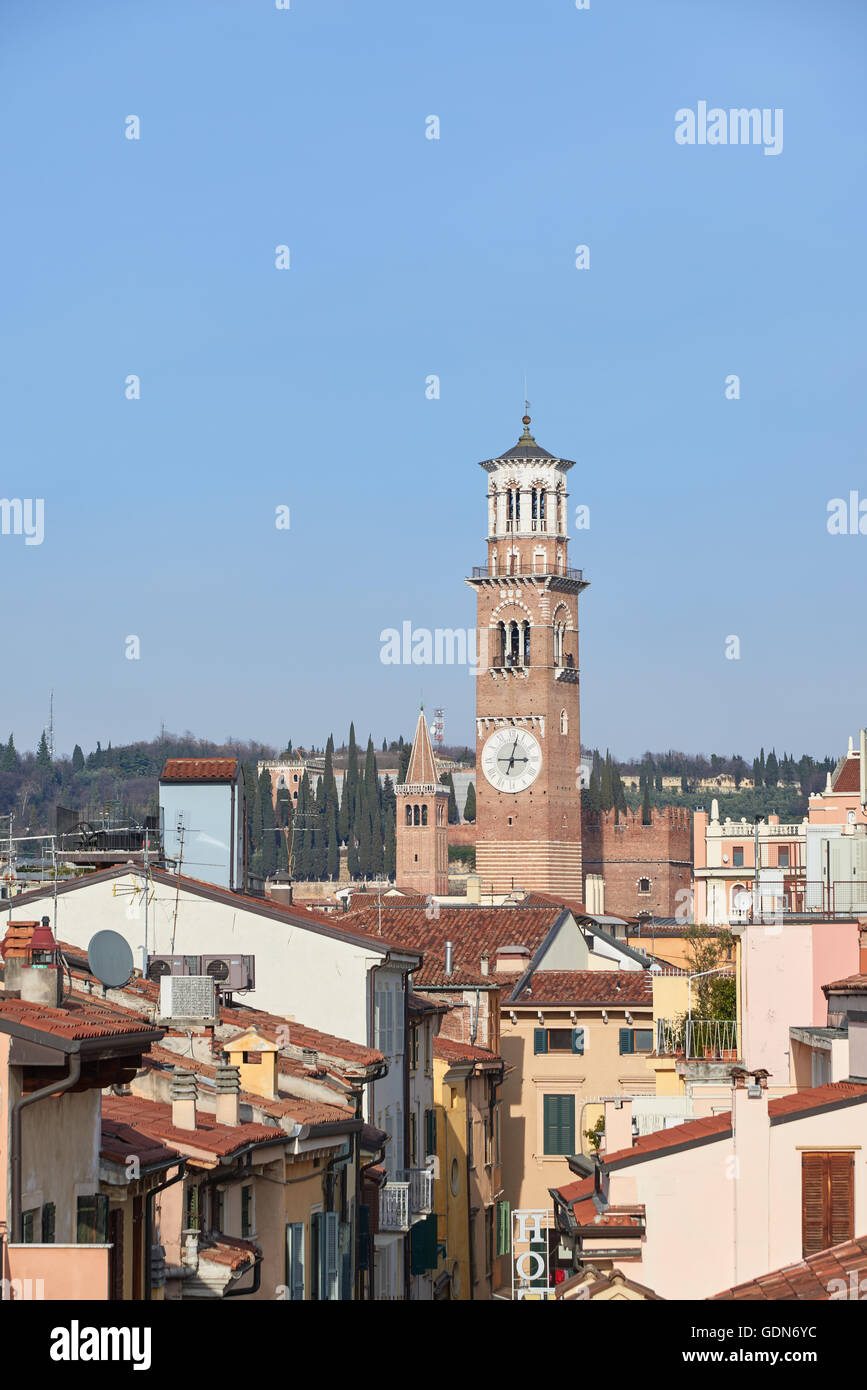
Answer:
top-left (466, 413), bottom-right (589, 897)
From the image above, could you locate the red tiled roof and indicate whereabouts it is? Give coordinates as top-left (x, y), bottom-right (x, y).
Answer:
top-left (101, 1115), bottom-right (179, 1170)
top-left (221, 1005), bottom-right (383, 1069)
top-left (161, 758), bottom-right (237, 782)
top-left (101, 1094), bottom-right (282, 1158)
top-left (433, 1037), bottom-right (502, 1065)
top-left (341, 903), bottom-right (566, 982)
top-left (198, 1234), bottom-right (260, 1271)
top-left (824, 973), bottom-right (867, 994)
top-left (0, 993), bottom-right (162, 1044)
top-left (599, 1082), bottom-right (867, 1170)
top-left (711, 1234), bottom-right (867, 1300)
top-left (144, 1045), bottom-right (356, 1127)
top-left (833, 757), bottom-right (861, 794)
top-left (512, 970), bottom-right (653, 1006)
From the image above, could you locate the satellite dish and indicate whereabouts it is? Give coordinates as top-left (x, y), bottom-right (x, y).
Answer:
top-left (87, 930), bottom-right (134, 990)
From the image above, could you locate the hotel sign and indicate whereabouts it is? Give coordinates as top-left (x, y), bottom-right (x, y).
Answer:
top-left (511, 1209), bottom-right (557, 1301)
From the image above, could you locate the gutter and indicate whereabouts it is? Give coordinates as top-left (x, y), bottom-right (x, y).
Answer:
top-left (10, 1051), bottom-right (82, 1241)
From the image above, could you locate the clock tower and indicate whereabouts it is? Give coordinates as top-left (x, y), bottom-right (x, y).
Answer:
top-left (466, 412), bottom-right (589, 898)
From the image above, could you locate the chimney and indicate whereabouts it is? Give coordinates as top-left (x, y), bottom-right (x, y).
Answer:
top-left (445, 941), bottom-right (454, 978)
top-left (2, 918), bottom-right (62, 1005)
top-left (480, 951), bottom-right (489, 977)
top-left (731, 1069), bottom-right (770, 1282)
top-left (171, 1068), bottom-right (198, 1130)
top-left (603, 1097), bottom-right (634, 1155)
top-left (215, 1063), bottom-right (240, 1126)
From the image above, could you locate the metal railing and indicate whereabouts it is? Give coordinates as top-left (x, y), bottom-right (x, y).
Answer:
top-left (397, 1167), bottom-right (434, 1216)
top-left (728, 881), bottom-right (867, 922)
top-left (379, 1182), bottom-right (410, 1233)
top-left (471, 565), bottom-right (584, 583)
top-left (656, 1018), bottom-right (741, 1059)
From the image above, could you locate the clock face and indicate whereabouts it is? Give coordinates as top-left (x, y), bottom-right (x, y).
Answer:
top-left (481, 727), bottom-right (542, 794)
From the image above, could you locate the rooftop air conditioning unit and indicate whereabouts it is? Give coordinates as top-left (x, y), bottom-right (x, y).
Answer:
top-left (159, 974), bottom-right (218, 1021)
top-left (146, 954), bottom-right (201, 982)
top-left (200, 954), bottom-right (255, 993)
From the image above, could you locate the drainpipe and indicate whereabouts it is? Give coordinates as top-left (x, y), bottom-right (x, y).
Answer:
top-left (465, 1067), bottom-right (477, 1300)
top-left (10, 1051), bottom-right (81, 1242)
top-left (223, 1253), bottom-right (262, 1297)
top-left (145, 1161), bottom-right (187, 1301)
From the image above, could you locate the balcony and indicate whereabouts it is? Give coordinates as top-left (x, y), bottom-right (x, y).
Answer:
top-left (655, 1018), bottom-right (741, 1061)
top-left (379, 1168), bottom-right (434, 1232)
top-left (470, 565), bottom-right (585, 585)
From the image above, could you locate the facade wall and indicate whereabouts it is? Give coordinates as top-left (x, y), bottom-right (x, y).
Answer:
top-left (582, 807), bottom-right (692, 919)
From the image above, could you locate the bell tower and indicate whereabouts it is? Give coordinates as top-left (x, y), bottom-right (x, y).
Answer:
top-left (395, 708), bottom-right (449, 896)
top-left (466, 411), bottom-right (589, 898)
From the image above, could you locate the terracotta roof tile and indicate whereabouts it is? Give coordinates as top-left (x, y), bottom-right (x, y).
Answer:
top-left (198, 1234), bottom-right (260, 1271)
top-left (433, 1037), bottom-right (502, 1065)
top-left (143, 1045), bottom-right (356, 1127)
top-left (341, 903), bottom-right (566, 982)
top-left (401, 711), bottom-right (442, 788)
top-left (710, 1234), bottom-right (867, 1300)
top-left (832, 757), bottom-right (861, 794)
top-left (0, 993), bottom-right (162, 1044)
top-left (824, 973), bottom-right (867, 994)
top-left (220, 1005), bottom-right (383, 1069)
top-left (101, 1094), bottom-right (283, 1158)
top-left (100, 1116), bottom-right (179, 1170)
top-left (512, 971), bottom-right (653, 1006)
top-left (161, 758), bottom-right (237, 782)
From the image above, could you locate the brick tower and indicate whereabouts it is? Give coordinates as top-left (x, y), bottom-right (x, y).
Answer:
top-left (466, 412), bottom-right (589, 897)
top-left (395, 708), bottom-right (449, 895)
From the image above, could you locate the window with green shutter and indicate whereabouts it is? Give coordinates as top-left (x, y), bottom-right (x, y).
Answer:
top-left (496, 1199), bottom-right (511, 1256)
top-left (410, 1212), bottom-right (438, 1275)
top-left (424, 1107), bottom-right (437, 1158)
top-left (41, 1201), bottom-right (56, 1244)
top-left (571, 1028), bottom-right (584, 1054)
top-left (635, 1029), bottom-right (653, 1052)
top-left (77, 1194), bottom-right (109, 1244)
top-left (619, 1028), bottom-right (635, 1054)
top-left (241, 1185), bottom-right (254, 1238)
top-left (21, 1208), bottom-right (38, 1244)
top-left (285, 1222), bottom-right (305, 1300)
top-left (533, 1028), bottom-right (548, 1054)
top-left (314, 1211), bottom-right (340, 1300)
top-left (542, 1095), bottom-right (575, 1155)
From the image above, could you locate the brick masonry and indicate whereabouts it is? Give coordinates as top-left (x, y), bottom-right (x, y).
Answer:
top-left (581, 805), bottom-right (693, 919)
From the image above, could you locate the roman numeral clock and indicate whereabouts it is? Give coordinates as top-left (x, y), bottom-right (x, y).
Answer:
top-left (466, 412), bottom-right (589, 898)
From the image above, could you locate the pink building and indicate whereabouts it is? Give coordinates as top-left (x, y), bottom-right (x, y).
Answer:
top-left (551, 1073), bottom-right (867, 1300)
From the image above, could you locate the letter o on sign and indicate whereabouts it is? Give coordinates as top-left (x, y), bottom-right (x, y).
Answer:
top-left (515, 1251), bottom-right (545, 1282)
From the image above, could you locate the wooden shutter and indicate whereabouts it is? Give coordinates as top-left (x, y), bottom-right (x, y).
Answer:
top-left (109, 1209), bottom-right (124, 1301)
top-left (619, 1028), bottom-right (634, 1054)
top-left (396, 984), bottom-right (405, 1058)
top-left (497, 1199), bottom-right (511, 1256)
top-left (802, 1152), bottom-right (854, 1256)
top-left (571, 1028), bottom-right (584, 1054)
top-left (534, 1028), bottom-right (548, 1054)
top-left (357, 1204), bottom-right (371, 1272)
top-left (41, 1202), bottom-right (55, 1244)
top-left (286, 1222), bottom-right (305, 1300)
top-left (317, 1211), bottom-right (339, 1299)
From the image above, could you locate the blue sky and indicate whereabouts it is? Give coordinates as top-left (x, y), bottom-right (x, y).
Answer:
top-left (1, 0), bottom-right (864, 761)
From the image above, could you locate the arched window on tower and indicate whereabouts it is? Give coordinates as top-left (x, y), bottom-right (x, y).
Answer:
top-left (638, 877), bottom-right (651, 895)
top-left (560, 709), bottom-right (568, 735)
top-left (436, 802), bottom-right (443, 825)
top-left (421, 805), bottom-right (428, 826)
top-left (507, 621), bottom-right (520, 667)
top-left (405, 805), bottom-right (412, 826)
top-left (523, 621), bottom-right (531, 666)
top-left (413, 805), bottom-right (420, 826)
top-left (497, 621), bottom-right (507, 667)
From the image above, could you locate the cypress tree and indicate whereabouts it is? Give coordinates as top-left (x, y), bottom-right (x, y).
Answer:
top-left (464, 781), bottom-right (476, 823)
top-left (397, 743), bottom-right (411, 785)
top-left (340, 724), bottom-right (359, 843)
top-left (440, 772), bottom-right (458, 825)
top-left (71, 744), bottom-right (85, 774)
top-left (36, 731), bottom-right (52, 769)
top-left (641, 780), bottom-right (652, 825)
top-left (326, 801), bottom-right (340, 879)
top-left (765, 750), bottom-right (779, 787)
top-left (0, 735), bottom-right (17, 772)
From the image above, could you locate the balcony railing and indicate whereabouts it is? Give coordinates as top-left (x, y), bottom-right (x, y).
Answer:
top-left (379, 1182), bottom-right (410, 1233)
top-left (397, 1167), bottom-right (434, 1216)
top-left (728, 881), bottom-right (867, 923)
top-left (471, 565), bottom-right (584, 583)
top-left (656, 1018), bottom-right (741, 1060)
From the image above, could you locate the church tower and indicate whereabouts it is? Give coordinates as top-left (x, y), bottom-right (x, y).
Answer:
top-left (466, 412), bottom-right (589, 898)
top-left (395, 709), bottom-right (449, 895)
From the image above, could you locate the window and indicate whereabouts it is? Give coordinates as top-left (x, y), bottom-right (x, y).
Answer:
top-left (421, 805), bottom-right (428, 826)
top-left (542, 1095), bottom-right (575, 1155)
top-left (285, 1222), bottom-right (305, 1300)
top-left (733, 846), bottom-right (744, 868)
top-left (485, 1206), bottom-right (494, 1276)
top-left (42, 1202), bottom-right (56, 1244)
top-left (413, 805), bottom-right (420, 826)
top-left (534, 1027), bottom-right (584, 1054)
top-left (638, 877), bottom-right (651, 894)
top-left (185, 1184), bottom-right (200, 1231)
top-left (241, 1184), bottom-right (254, 1238)
top-left (450, 1158), bottom-right (460, 1195)
top-left (213, 1187), bottom-right (224, 1232)
top-left (405, 805), bottom-right (412, 826)
top-left (314, 1211), bottom-right (340, 1300)
top-left (375, 984), bottom-right (395, 1056)
top-left (21, 1208), bottom-right (38, 1244)
top-left (619, 1028), bottom-right (653, 1054)
top-left (77, 1194), bottom-right (109, 1244)
top-left (496, 1199), bottom-right (511, 1256)
top-left (424, 1107), bottom-right (438, 1159)
top-left (409, 1110), bottom-right (417, 1165)
top-left (778, 846), bottom-right (790, 868)
top-left (559, 709), bottom-right (568, 735)
top-left (802, 1152), bottom-right (853, 1256)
